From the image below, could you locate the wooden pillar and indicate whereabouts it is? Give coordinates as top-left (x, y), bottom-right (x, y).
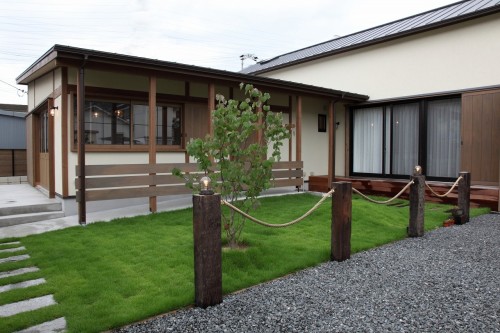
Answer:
top-left (328, 100), bottom-right (335, 187)
top-left (331, 181), bottom-right (352, 262)
top-left (457, 171), bottom-right (471, 224)
top-left (408, 168), bottom-right (425, 237)
top-left (257, 106), bottom-right (263, 145)
top-left (77, 62), bottom-right (86, 225)
top-left (208, 83), bottom-right (215, 137)
top-left (149, 76), bottom-right (157, 213)
top-left (61, 67), bottom-right (69, 197)
top-left (193, 193), bottom-right (222, 308)
top-left (296, 95), bottom-right (302, 162)
top-left (47, 99), bottom-right (55, 199)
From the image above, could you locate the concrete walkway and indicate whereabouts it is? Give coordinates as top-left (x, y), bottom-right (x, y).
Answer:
top-left (0, 184), bottom-right (301, 239)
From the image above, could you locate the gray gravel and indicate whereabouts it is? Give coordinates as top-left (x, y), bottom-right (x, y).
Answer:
top-left (115, 214), bottom-right (500, 333)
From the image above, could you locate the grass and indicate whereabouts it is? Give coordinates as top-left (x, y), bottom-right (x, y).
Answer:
top-left (0, 193), bottom-right (490, 332)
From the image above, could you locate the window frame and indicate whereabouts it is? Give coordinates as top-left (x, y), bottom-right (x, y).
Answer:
top-left (71, 94), bottom-right (185, 152)
top-left (349, 95), bottom-right (461, 181)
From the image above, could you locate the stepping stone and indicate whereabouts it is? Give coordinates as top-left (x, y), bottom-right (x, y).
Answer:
top-left (0, 254), bottom-right (30, 264)
top-left (15, 317), bottom-right (67, 333)
top-left (0, 267), bottom-right (39, 279)
top-left (0, 241), bottom-right (21, 246)
top-left (0, 246), bottom-right (26, 253)
top-left (0, 278), bottom-right (46, 293)
top-left (0, 295), bottom-right (56, 317)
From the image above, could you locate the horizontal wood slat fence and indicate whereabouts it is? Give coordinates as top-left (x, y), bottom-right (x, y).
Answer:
top-left (0, 149), bottom-right (27, 177)
top-left (76, 161), bottom-right (303, 202)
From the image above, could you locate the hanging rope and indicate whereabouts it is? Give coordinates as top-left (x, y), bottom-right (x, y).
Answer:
top-left (425, 176), bottom-right (463, 198)
top-left (221, 188), bottom-right (335, 228)
top-left (352, 180), bottom-right (414, 205)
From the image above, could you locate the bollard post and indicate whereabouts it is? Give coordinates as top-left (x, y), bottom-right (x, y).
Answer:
top-left (331, 181), bottom-right (352, 262)
top-left (193, 192), bottom-right (222, 308)
top-left (457, 171), bottom-right (471, 224)
top-left (408, 166), bottom-right (425, 237)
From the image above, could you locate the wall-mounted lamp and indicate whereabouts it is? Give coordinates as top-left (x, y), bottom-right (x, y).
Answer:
top-left (199, 176), bottom-right (214, 195)
top-left (49, 106), bottom-right (58, 117)
top-left (335, 121), bottom-right (340, 129)
top-left (114, 109), bottom-right (123, 117)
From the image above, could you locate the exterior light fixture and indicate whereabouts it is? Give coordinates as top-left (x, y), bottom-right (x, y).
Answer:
top-left (114, 109), bottom-right (122, 117)
top-left (414, 165), bottom-right (422, 175)
top-left (199, 176), bottom-right (214, 195)
top-left (49, 106), bottom-right (58, 116)
top-left (335, 121), bottom-right (340, 129)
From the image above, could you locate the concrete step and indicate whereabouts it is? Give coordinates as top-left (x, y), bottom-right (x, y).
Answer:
top-left (0, 295), bottom-right (56, 317)
top-left (15, 317), bottom-right (67, 333)
top-left (0, 202), bottom-right (63, 217)
top-left (0, 211), bottom-right (66, 227)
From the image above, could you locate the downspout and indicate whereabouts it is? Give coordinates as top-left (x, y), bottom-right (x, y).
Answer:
top-left (78, 55), bottom-right (88, 225)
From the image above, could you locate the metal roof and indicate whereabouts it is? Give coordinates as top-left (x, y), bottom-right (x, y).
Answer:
top-left (16, 45), bottom-right (368, 102)
top-left (242, 0), bottom-right (500, 74)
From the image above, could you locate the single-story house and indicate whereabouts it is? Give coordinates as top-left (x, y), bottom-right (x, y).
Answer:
top-left (0, 104), bottom-right (27, 180)
top-left (16, 44), bottom-right (367, 216)
top-left (242, 0), bottom-right (500, 208)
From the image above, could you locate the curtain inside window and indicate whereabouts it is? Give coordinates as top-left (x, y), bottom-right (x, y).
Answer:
top-left (426, 98), bottom-right (461, 178)
top-left (353, 107), bottom-right (383, 173)
top-left (392, 103), bottom-right (419, 175)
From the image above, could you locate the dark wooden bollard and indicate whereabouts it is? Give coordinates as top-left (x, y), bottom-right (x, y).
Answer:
top-left (193, 193), bottom-right (222, 308)
top-left (408, 169), bottom-right (425, 237)
top-left (331, 182), bottom-right (352, 262)
top-left (457, 172), bottom-right (471, 224)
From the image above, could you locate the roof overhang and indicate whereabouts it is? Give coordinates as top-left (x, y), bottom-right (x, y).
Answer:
top-left (16, 44), bottom-right (369, 103)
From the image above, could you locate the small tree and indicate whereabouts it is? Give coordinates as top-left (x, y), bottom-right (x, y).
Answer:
top-left (176, 83), bottom-right (290, 248)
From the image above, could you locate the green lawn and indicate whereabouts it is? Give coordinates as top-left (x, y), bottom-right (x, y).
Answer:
top-left (0, 194), bottom-right (490, 332)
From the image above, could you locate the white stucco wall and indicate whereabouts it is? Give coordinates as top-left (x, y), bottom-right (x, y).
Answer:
top-left (261, 13), bottom-right (500, 101)
top-left (32, 72), bottom-right (54, 108)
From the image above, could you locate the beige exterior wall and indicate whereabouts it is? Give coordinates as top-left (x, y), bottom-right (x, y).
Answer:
top-left (262, 14), bottom-right (500, 101)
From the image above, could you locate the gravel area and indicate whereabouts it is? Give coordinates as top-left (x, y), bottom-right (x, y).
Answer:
top-left (114, 214), bottom-right (500, 333)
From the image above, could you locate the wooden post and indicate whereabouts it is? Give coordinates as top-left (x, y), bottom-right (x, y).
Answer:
top-left (77, 60), bottom-right (87, 225)
top-left (408, 167), bottom-right (425, 237)
top-left (296, 95), bottom-right (302, 162)
top-left (457, 171), bottom-right (471, 224)
top-left (331, 181), bottom-right (352, 262)
top-left (328, 101), bottom-right (335, 187)
top-left (148, 76), bottom-right (157, 213)
top-left (193, 193), bottom-right (222, 308)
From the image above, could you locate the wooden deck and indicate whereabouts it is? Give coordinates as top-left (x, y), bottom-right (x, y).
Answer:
top-left (309, 175), bottom-right (499, 210)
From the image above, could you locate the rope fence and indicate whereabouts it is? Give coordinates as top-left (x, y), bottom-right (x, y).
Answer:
top-left (352, 180), bottom-right (414, 205)
top-left (425, 176), bottom-right (463, 198)
top-left (221, 188), bottom-right (335, 228)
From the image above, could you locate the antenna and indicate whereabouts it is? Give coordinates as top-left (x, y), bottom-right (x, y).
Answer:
top-left (240, 54), bottom-right (258, 69)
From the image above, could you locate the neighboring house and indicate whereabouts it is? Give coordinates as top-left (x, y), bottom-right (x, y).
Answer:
top-left (16, 44), bottom-right (367, 212)
top-left (0, 104), bottom-right (27, 179)
top-left (243, 0), bottom-right (500, 207)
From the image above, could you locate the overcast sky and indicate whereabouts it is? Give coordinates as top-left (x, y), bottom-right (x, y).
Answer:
top-left (0, 0), bottom-right (457, 105)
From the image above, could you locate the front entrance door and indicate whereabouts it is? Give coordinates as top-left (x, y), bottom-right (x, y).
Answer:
top-left (39, 109), bottom-right (50, 190)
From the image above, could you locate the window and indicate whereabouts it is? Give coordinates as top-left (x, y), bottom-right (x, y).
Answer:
top-left (157, 105), bottom-right (182, 145)
top-left (351, 97), bottom-right (460, 180)
top-left (426, 99), bottom-right (461, 178)
top-left (73, 98), bottom-right (183, 148)
top-left (352, 107), bottom-right (383, 173)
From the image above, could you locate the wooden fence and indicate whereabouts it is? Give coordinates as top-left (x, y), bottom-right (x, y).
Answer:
top-left (76, 161), bottom-right (303, 202)
top-left (0, 149), bottom-right (27, 177)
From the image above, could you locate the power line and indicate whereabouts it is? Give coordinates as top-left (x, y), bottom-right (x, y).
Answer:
top-left (0, 79), bottom-right (27, 96)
